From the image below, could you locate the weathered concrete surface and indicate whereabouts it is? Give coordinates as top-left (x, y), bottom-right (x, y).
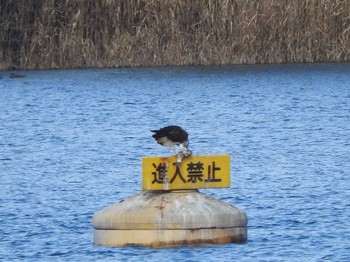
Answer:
top-left (93, 190), bottom-right (247, 247)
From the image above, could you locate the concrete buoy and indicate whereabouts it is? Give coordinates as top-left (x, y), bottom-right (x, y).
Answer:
top-left (93, 190), bottom-right (247, 247)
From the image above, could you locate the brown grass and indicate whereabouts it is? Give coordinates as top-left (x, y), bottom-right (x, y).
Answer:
top-left (1, 0), bottom-right (350, 70)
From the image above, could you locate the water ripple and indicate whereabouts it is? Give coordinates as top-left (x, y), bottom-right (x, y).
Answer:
top-left (1, 63), bottom-right (350, 261)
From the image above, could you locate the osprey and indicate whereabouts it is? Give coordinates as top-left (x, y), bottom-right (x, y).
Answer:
top-left (151, 125), bottom-right (192, 164)
top-left (151, 125), bottom-right (189, 154)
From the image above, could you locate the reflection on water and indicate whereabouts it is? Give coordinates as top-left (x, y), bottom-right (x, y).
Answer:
top-left (1, 63), bottom-right (350, 261)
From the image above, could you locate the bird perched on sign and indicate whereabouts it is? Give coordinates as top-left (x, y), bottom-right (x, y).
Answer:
top-left (151, 125), bottom-right (189, 152)
top-left (151, 125), bottom-right (192, 163)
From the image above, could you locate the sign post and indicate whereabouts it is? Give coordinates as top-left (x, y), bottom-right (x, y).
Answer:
top-left (142, 155), bottom-right (230, 190)
top-left (93, 154), bottom-right (248, 247)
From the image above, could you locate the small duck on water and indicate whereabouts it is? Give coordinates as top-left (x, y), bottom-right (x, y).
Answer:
top-left (9, 72), bottom-right (26, 79)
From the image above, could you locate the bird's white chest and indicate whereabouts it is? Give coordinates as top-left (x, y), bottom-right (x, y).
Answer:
top-left (157, 137), bottom-right (178, 147)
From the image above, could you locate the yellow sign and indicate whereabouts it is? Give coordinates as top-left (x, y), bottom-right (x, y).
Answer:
top-left (142, 155), bottom-right (230, 190)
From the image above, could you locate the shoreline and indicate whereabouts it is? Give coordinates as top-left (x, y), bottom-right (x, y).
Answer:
top-left (1, 0), bottom-right (350, 71)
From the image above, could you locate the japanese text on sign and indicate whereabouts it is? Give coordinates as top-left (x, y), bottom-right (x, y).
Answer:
top-left (142, 155), bottom-right (230, 190)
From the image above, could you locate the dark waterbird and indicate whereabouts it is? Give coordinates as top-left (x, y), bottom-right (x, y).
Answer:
top-left (151, 125), bottom-right (189, 155)
top-left (9, 72), bottom-right (26, 79)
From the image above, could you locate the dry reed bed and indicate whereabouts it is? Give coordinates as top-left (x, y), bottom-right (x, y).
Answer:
top-left (1, 0), bottom-right (350, 70)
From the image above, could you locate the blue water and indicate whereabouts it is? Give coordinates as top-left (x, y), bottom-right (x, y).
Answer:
top-left (1, 63), bottom-right (349, 261)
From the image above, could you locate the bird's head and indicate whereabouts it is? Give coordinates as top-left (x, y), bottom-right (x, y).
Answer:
top-left (183, 140), bottom-right (189, 149)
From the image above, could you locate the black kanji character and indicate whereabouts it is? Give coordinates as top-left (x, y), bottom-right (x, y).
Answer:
top-left (187, 161), bottom-right (204, 183)
top-left (204, 161), bottom-right (222, 182)
top-left (170, 162), bottom-right (186, 183)
top-left (151, 163), bottom-right (168, 184)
